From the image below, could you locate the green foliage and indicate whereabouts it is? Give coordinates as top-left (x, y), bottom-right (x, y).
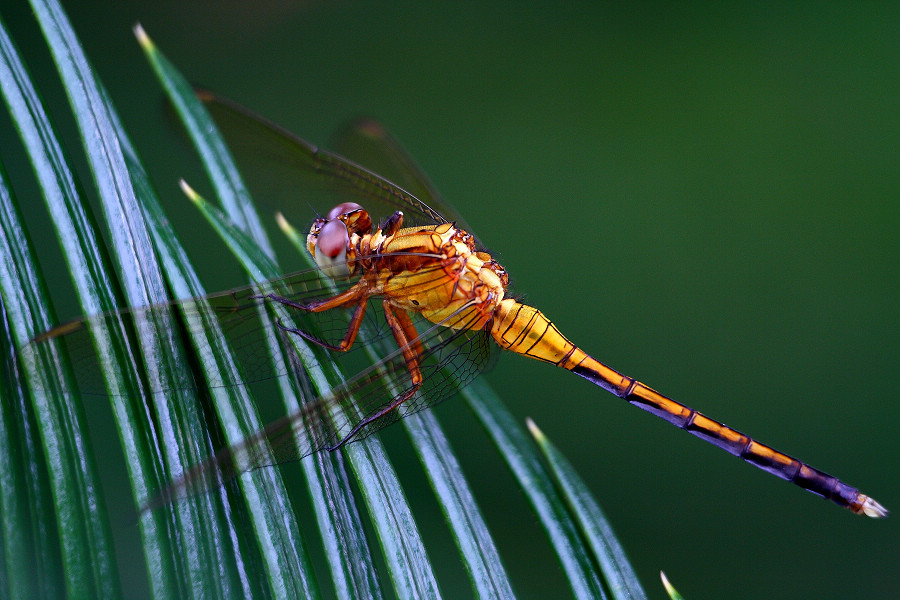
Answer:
top-left (0, 3), bottom-right (649, 597)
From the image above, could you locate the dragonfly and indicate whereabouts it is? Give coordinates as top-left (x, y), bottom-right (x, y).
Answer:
top-left (31, 90), bottom-right (886, 517)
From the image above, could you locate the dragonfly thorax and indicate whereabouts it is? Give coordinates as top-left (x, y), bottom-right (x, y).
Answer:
top-left (386, 221), bottom-right (509, 331)
top-left (308, 203), bottom-right (510, 333)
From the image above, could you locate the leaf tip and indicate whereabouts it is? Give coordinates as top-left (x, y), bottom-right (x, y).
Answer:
top-left (525, 417), bottom-right (544, 442)
top-left (660, 571), bottom-right (683, 599)
top-left (133, 23), bottom-right (153, 51)
top-left (275, 211), bottom-right (291, 233)
top-left (179, 179), bottom-right (201, 203)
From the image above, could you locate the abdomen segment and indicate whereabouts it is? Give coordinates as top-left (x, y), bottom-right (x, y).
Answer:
top-left (490, 299), bottom-right (886, 517)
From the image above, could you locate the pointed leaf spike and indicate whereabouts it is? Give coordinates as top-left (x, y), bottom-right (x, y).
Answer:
top-left (525, 417), bottom-right (544, 443)
top-left (133, 23), bottom-right (152, 50)
top-left (179, 179), bottom-right (201, 203)
top-left (275, 211), bottom-right (292, 234)
top-left (660, 571), bottom-right (685, 600)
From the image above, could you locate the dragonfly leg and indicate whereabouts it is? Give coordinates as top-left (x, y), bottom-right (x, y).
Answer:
top-left (276, 297), bottom-right (368, 352)
top-left (394, 302), bottom-right (425, 360)
top-left (327, 301), bottom-right (423, 451)
top-left (263, 283), bottom-right (370, 351)
top-left (260, 281), bottom-right (366, 312)
top-left (382, 301), bottom-right (424, 388)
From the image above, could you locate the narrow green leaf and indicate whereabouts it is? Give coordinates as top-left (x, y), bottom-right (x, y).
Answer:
top-left (660, 572), bottom-right (685, 600)
top-left (0, 167), bottom-right (64, 600)
top-left (528, 419), bottom-right (647, 600)
top-left (463, 379), bottom-right (607, 600)
top-left (137, 26), bottom-right (393, 595)
top-left (136, 27), bottom-right (358, 596)
top-left (157, 36), bottom-right (438, 585)
top-left (0, 15), bottom-right (120, 599)
top-left (25, 0), bottom-right (238, 595)
top-left (115, 101), bottom-right (317, 598)
top-left (135, 48), bottom-right (335, 600)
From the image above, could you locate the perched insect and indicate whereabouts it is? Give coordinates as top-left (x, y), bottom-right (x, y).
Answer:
top-left (32, 91), bottom-right (886, 517)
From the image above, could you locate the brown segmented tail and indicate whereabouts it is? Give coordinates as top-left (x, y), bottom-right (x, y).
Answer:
top-left (490, 299), bottom-right (887, 517)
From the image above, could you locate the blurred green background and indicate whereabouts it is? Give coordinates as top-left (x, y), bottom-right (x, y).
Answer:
top-left (3, 1), bottom-right (897, 598)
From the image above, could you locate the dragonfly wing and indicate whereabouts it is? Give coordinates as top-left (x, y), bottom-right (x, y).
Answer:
top-left (332, 117), bottom-right (444, 210)
top-left (146, 299), bottom-right (497, 508)
top-left (332, 117), bottom-right (482, 239)
top-left (26, 299), bottom-right (219, 397)
top-left (213, 300), bottom-right (497, 470)
top-left (27, 260), bottom-right (450, 396)
top-left (196, 88), bottom-right (447, 230)
top-left (330, 118), bottom-right (476, 236)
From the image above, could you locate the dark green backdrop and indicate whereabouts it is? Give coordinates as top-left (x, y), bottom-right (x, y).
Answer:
top-left (3, 2), bottom-right (897, 598)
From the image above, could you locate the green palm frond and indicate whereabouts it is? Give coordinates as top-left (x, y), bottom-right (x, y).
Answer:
top-left (0, 2), bottom-right (649, 598)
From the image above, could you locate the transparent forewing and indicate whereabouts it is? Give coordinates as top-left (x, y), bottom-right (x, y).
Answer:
top-left (197, 89), bottom-right (450, 230)
top-left (212, 300), bottom-right (497, 468)
top-left (147, 292), bottom-right (498, 504)
top-left (331, 117), bottom-right (444, 211)
top-left (29, 255), bottom-right (461, 397)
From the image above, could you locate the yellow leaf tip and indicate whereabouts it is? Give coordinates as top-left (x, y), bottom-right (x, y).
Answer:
top-left (178, 179), bottom-right (199, 202)
top-left (525, 417), bottom-right (544, 441)
top-left (660, 571), bottom-right (676, 594)
top-left (275, 212), bottom-right (292, 232)
top-left (133, 23), bottom-right (153, 50)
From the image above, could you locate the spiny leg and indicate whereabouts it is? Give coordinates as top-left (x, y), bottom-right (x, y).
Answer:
top-left (260, 281), bottom-right (366, 313)
top-left (328, 300), bottom-right (424, 451)
top-left (263, 283), bottom-right (369, 351)
top-left (277, 297), bottom-right (369, 352)
top-left (396, 301), bottom-right (425, 360)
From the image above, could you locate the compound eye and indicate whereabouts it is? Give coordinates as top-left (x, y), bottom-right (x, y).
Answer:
top-left (313, 219), bottom-right (351, 279)
top-left (326, 202), bottom-right (372, 235)
top-left (327, 202), bottom-right (364, 220)
top-left (318, 219), bottom-right (348, 258)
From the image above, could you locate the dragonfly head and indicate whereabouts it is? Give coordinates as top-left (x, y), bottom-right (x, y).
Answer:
top-left (307, 202), bottom-right (371, 280)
